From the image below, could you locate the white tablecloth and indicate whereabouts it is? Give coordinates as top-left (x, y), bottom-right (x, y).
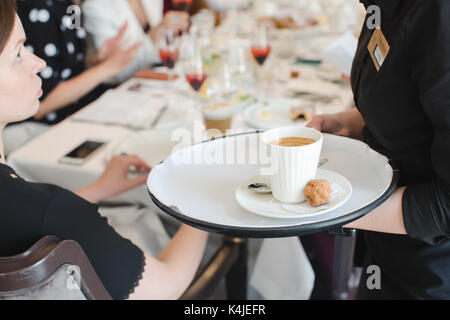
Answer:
top-left (8, 121), bottom-right (153, 205)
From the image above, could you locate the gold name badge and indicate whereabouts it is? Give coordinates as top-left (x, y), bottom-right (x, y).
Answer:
top-left (367, 28), bottom-right (390, 71)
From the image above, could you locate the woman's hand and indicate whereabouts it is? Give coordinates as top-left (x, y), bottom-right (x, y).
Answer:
top-left (96, 22), bottom-right (130, 62)
top-left (98, 41), bottom-right (142, 79)
top-left (88, 22), bottom-right (130, 66)
top-left (149, 11), bottom-right (190, 43)
top-left (92, 22), bottom-right (143, 79)
top-left (76, 155), bottom-right (151, 203)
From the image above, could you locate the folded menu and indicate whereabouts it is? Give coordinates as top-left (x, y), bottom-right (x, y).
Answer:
top-left (73, 89), bottom-right (165, 127)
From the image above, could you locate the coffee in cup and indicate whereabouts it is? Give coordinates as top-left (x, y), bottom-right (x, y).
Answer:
top-left (271, 137), bottom-right (317, 147)
top-left (261, 126), bottom-right (323, 203)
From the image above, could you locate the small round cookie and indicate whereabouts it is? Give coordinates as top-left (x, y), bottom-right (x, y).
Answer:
top-left (304, 179), bottom-right (331, 207)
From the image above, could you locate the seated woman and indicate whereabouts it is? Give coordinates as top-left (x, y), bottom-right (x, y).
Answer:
top-left (0, 0), bottom-right (208, 299)
top-left (82, 0), bottom-right (190, 82)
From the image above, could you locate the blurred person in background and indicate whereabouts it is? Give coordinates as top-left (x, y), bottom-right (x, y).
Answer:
top-left (3, 0), bottom-right (140, 155)
top-left (82, 0), bottom-right (190, 82)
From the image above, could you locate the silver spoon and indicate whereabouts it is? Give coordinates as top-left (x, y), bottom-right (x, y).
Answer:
top-left (248, 157), bottom-right (329, 194)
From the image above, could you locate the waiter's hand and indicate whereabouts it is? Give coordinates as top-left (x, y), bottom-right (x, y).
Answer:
top-left (307, 114), bottom-right (351, 136)
top-left (75, 155), bottom-right (151, 203)
top-left (307, 109), bottom-right (365, 140)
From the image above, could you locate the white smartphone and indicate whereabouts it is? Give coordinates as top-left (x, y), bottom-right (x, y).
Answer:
top-left (59, 140), bottom-right (106, 165)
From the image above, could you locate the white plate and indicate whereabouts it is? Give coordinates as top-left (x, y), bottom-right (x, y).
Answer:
top-left (236, 170), bottom-right (352, 219)
top-left (243, 102), bottom-right (315, 129)
top-left (104, 130), bottom-right (179, 167)
top-left (273, 64), bottom-right (308, 83)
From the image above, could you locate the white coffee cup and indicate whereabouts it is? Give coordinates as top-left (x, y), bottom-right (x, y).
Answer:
top-left (260, 126), bottom-right (323, 203)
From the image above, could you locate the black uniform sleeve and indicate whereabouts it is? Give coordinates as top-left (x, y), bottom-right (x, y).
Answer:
top-left (402, 0), bottom-right (450, 245)
top-left (41, 188), bottom-right (145, 300)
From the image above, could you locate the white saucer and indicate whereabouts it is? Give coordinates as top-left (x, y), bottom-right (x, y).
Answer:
top-left (242, 101), bottom-right (314, 130)
top-left (235, 169), bottom-right (352, 219)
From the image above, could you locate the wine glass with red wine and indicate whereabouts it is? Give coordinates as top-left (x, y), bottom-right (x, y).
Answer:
top-left (171, 0), bottom-right (192, 11)
top-left (251, 25), bottom-right (271, 66)
top-left (251, 24), bottom-right (271, 101)
top-left (251, 46), bottom-right (271, 66)
top-left (158, 29), bottom-right (180, 77)
top-left (185, 49), bottom-right (207, 93)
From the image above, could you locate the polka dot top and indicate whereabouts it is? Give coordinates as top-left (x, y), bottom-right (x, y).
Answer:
top-left (17, 0), bottom-right (88, 124)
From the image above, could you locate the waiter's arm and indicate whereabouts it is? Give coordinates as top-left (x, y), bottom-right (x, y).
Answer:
top-left (309, 107), bottom-right (410, 234)
top-left (308, 108), bottom-right (408, 234)
top-left (344, 188), bottom-right (407, 234)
